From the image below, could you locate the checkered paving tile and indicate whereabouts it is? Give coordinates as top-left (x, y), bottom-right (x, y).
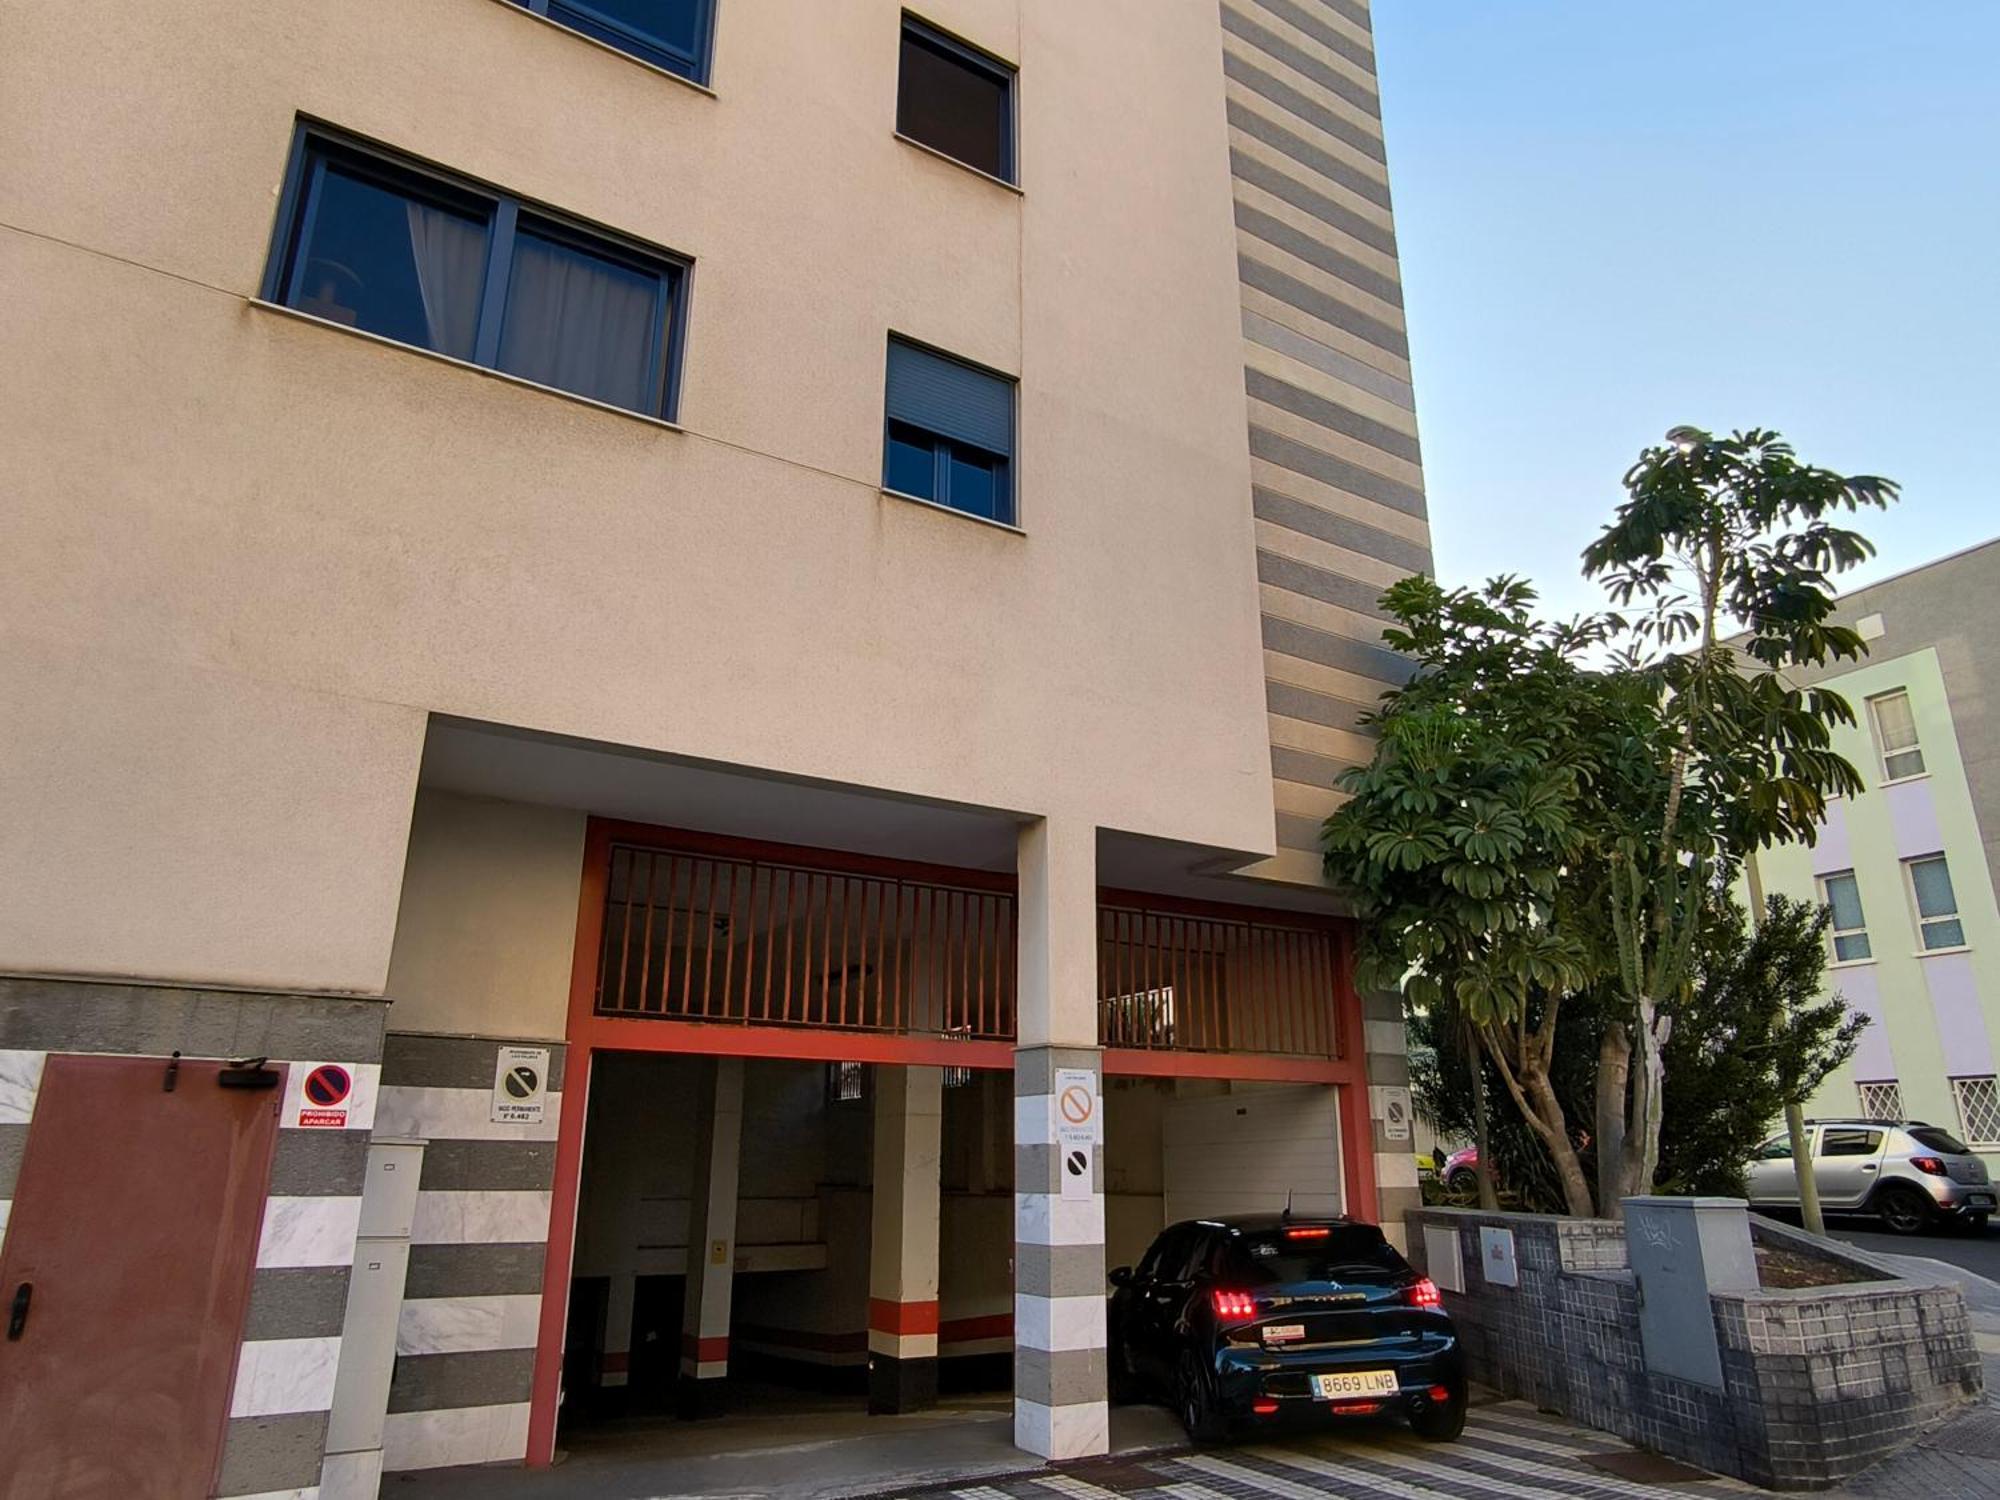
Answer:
top-left (886, 1403), bottom-right (1756, 1498)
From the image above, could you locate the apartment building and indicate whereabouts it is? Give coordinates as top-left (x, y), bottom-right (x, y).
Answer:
top-left (0, 1), bottom-right (1431, 1494)
top-left (1750, 540), bottom-right (2000, 1164)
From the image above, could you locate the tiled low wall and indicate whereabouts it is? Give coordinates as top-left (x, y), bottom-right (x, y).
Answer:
top-left (1407, 1206), bottom-right (1983, 1490)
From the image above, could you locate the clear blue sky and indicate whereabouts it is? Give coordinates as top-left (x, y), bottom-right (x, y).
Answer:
top-left (1372, 3), bottom-right (2000, 621)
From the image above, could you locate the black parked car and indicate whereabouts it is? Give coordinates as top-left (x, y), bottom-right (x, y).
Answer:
top-left (1108, 1214), bottom-right (1465, 1444)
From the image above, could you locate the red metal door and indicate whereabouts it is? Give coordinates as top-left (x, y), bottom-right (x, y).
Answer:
top-left (0, 1055), bottom-right (283, 1500)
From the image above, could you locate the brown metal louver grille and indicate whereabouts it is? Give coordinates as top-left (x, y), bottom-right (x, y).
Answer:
top-left (596, 843), bottom-right (1016, 1039)
top-left (1097, 901), bottom-right (1341, 1058)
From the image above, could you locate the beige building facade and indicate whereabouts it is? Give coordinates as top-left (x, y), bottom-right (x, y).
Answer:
top-left (0, 1), bottom-right (1431, 1494)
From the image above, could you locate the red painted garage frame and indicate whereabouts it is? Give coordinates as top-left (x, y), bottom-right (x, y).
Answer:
top-left (526, 818), bottom-right (1382, 1466)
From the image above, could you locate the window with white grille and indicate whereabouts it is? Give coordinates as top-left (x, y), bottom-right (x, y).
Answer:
top-left (828, 1060), bottom-right (866, 1103)
top-left (1952, 1076), bottom-right (2000, 1148)
top-left (1857, 1081), bottom-right (1903, 1121)
top-left (1820, 870), bottom-right (1872, 963)
top-left (1869, 690), bottom-right (1926, 781)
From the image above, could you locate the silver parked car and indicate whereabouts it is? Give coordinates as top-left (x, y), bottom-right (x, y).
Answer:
top-left (1745, 1119), bottom-right (1994, 1234)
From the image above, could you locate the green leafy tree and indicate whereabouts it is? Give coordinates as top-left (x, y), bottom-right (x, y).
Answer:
top-left (1323, 576), bottom-right (1614, 1216)
top-left (1330, 427), bottom-right (1892, 1217)
top-left (1658, 894), bottom-right (1865, 1195)
top-left (1411, 992), bottom-right (1596, 1214)
top-left (1582, 427), bottom-right (1894, 1212)
top-left (1410, 892), bottom-right (1864, 1205)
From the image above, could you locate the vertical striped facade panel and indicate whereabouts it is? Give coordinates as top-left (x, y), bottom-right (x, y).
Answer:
top-left (0, 979), bottom-right (385, 1499)
top-left (375, 1032), bottom-right (563, 1475)
top-left (1224, 0), bottom-right (1434, 858)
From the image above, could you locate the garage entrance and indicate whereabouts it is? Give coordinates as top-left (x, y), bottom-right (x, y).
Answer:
top-left (534, 822), bottom-right (1023, 1465)
top-left (527, 821), bottom-right (1381, 1472)
top-left (550, 1050), bottom-right (1019, 1467)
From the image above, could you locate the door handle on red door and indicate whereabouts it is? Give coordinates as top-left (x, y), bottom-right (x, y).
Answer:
top-left (7, 1281), bottom-right (29, 1340)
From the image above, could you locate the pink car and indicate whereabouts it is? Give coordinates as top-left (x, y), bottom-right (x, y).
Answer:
top-left (1442, 1146), bottom-right (1479, 1194)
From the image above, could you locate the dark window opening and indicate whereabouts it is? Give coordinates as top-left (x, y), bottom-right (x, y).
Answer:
top-left (1911, 1126), bottom-right (1971, 1154)
top-left (883, 337), bottom-right (1016, 525)
top-left (897, 16), bottom-right (1014, 182)
top-left (267, 129), bottom-right (688, 420)
top-left (516, 0), bottom-right (716, 83)
top-left (1222, 1225), bottom-right (1397, 1286)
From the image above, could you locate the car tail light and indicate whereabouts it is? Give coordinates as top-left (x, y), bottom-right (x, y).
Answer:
top-left (1405, 1277), bottom-right (1442, 1309)
top-left (1333, 1400), bottom-right (1382, 1415)
top-left (1913, 1156), bottom-right (1948, 1176)
top-left (1252, 1398), bottom-right (1280, 1416)
top-left (1427, 1384), bottom-right (1452, 1402)
top-left (1211, 1289), bottom-right (1257, 1320)
top-left (1284, 1226), bottom-right (1331, 1239)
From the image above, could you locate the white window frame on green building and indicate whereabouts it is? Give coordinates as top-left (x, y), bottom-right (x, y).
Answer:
top-left (1867, 689), bottom-right (1927, 783)
top-left (1904, 855), bottom-right (1968, 952)
top-left (1819, 869), bottom-right (1873, 964)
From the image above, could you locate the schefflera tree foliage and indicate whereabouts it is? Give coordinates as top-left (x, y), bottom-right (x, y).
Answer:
top-left (1325, 427), bottom-right (1894, 1218)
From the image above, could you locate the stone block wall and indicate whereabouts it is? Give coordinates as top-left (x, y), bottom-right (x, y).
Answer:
top-left (1407, 1207), bottom-right (1981, 1490)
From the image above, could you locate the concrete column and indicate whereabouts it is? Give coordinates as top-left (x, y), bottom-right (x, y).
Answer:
top-left (868, 1064), bottom-right (944, 1412)
top-left (678, 1055), bottom-right (744, 1417)
top-left (1013, 817), bottom-right (1109, 1460)
top-left (1360, 989), bottom-right (1421, 1250)
top-left (601, 1273), bottom-right (635, 1388)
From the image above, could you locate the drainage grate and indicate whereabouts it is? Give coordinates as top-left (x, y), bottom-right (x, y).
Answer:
top-left (1580, 1450), bottom-right (1723, 1483)
top-left (1052, 1458), bottom-right (1174, 1493)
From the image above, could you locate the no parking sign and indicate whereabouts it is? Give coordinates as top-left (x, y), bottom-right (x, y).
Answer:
top-left (293, 1064), bottom-right (351, 1128)
top-left (1054, 1068), bottom-right (1098, 1201)
top-left (491, 1046), bottom-right (551, 1125)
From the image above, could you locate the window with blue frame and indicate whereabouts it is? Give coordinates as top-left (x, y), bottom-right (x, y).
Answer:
top-left (265, 129), bottom-right (688, 419)
top-left (513, 0), bottom-right (715, 83)
top-left (882, 337), bottom-right (1016, 525)
top-left (897, 15), bottom-right (1015, 182)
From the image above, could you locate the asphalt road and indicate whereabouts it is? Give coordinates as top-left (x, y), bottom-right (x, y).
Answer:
top-left (1821, 1213), bottom-right (2000, 1283)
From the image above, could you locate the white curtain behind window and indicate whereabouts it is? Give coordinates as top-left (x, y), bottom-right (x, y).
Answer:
top-left (405, 202), bottom-right (486, 359)
top-left (498, 233), bottom-right (657, 412)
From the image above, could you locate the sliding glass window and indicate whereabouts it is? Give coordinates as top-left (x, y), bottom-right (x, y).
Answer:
top-left (515, 0), bottom-right (716, 83)
top-left (266, 129), bottom-right (688, 419)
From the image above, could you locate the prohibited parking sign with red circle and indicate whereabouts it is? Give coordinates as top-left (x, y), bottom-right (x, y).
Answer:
top-left (297, 1063), bottom-right (353, 1128)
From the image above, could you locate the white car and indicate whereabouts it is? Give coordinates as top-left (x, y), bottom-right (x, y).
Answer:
top-left (1745, 1119), bottom-right (1994, 1235)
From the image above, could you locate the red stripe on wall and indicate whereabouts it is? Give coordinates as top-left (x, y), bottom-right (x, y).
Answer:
top-left (679, 1333), bottom-right (730, 1363)
top-left (867, 1298), bottom-right (941, 1336)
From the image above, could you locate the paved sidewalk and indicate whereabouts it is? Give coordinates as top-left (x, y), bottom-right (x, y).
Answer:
top-left (877, 1401), bottom-right (1756, 1498)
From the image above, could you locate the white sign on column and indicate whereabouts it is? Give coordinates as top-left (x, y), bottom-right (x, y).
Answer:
top-left (491, 1046), bottom-right (551, 1125)
top-left (1053, 1067), bottom-right (1098, 1202)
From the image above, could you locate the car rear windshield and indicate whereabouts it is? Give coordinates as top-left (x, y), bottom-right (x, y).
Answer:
top-left (1223, 1224), bottom-right (1398, 1285)
top-left (1910, 1126), bottom-right (1971, 1154)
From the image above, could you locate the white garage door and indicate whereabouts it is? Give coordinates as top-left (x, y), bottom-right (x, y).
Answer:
top-left (1162, 1085), bottom-right (1345, 1223)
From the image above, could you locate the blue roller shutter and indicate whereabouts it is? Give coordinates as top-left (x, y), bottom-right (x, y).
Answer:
top-left (885, 338), bottom-right (1013, 456)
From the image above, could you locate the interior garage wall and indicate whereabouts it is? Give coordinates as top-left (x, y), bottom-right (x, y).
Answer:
top-left (1161, 1083), bottom-right (1342, 1222)
top-left (384, 789), bottom-right (586, 1042)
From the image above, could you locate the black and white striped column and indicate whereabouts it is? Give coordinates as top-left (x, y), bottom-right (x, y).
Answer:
top-left (1013, 1045), bottom-right (1108, 1458)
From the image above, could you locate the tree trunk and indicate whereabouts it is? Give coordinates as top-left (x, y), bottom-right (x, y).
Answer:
top-left (1631, 1008), bottom-right (1668, 1203)
top-left (1595, 1021), bottom-right (1631, 1216)
top-left (1604, 1001), bottom-right (1670, 1219)
top-left (1477, 1025), bottom-right (1595, 1219)
top-left (1465, 1017), bottom-right (1499, 1210)
top-left (1523, 1064), bottom-right (1596, 1218)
